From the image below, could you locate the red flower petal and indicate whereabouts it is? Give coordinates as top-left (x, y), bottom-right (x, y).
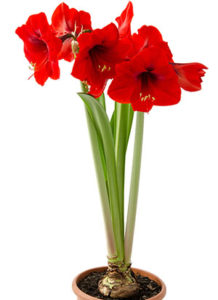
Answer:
top-left (89, 79), bottom-right (108, 98)
top-left (108, 62), bottom-right (138, 104)
top-left (50, 61), bottom-right (61, 80)
top-left (131, 25), bottom-right (173, 60)
top-left (172, 63), bottom-right (207, 91)
top-left (26, 12), bottom-right (50, 36)
top-left (116, 2), bottom-right (133, 38)
top-left (149, 74), bottom-right (181, 107)
top-left (131, 95), bottom-right (154, 113)
top-left (137, 25), bottom-right (163, 47)
top-left (58, 37), bottom-right (75, 61)
top-left (52, 3), bottom-right (92, 36)
top-left (75, 10), bottom-right (92, 34)
top-left (52, 3), bottom-right (73, 35)
top-left (95, 23), bottom-right (119, 48)
top-left (16, 26), bottom-right (47, 64)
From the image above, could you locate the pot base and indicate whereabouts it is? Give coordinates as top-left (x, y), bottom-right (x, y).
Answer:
top-left (72, 267), bottom-right (166, 300)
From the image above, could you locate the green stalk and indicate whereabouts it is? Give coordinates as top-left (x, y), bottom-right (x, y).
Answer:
top-left (80, 83), bottom-right (116, 258)
top-left (114, 103), bottom-right (134, 238)
top-left (124, 112), bottom-right (144, 264)
top-left (114, 103), bottom-right (128, 236)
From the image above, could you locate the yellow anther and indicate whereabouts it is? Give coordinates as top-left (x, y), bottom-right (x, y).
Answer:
top-left (101, 65), bottom-right (107, 72)
top-left (140, 94), bottom-right (156, 102)
top-left (98, 64), bottom-right (111, 72)
top-left (29, 62), bottom-right (36, 71)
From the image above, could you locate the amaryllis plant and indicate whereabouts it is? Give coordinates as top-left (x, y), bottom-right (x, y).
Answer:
top-left (16, 2), bottom-right (207, 298)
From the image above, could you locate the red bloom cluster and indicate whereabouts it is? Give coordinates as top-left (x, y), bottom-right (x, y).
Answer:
top-left (16, 2), bottom-right (207, 112)
top-left (16, 3), bottom-right (92, 85)
top-left (108, 6), bottom-right (207, 112)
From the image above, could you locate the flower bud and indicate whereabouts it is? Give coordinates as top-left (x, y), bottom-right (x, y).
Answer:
top-left (72, 40), bottom-right (79, 58)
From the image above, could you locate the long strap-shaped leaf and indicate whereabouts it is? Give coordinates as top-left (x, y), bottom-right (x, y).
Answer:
top-left (78, 92), bottom-right (124, 262)
top-left (84, 108), bottom-right (116, 258)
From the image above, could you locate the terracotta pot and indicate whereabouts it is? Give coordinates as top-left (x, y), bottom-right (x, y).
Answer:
top-left (72, 266), bottom-right (166, 300)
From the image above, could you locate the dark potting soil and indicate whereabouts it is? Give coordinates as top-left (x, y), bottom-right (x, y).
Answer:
top-left (77, 271), bottom-right (162, 300)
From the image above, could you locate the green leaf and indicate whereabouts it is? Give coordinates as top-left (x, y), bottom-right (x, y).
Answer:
top-left (78, 92), bottom-right (125, 261)
top-left (126, 105), bottom-right (134, 146)
top-left (84, 107), bottom-right (116, 258)
top-left (110, 111), bottom-right (115, 137)
top-left (97, 93), bottom-right (106, 111)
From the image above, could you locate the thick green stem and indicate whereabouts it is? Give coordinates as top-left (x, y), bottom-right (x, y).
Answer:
top-left (114, 103), bottom-right (129, 237)
top-left (125, 112), bottom-right (144, 265)
top-left (114, 103), bottom-right (134, 238)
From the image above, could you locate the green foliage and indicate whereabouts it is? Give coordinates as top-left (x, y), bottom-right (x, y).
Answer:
top-left (78, 91), bottom-right (143, 265)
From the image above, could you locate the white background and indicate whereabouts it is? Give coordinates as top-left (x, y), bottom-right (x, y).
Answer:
top-left (0, 0), bottom-right (217, 299)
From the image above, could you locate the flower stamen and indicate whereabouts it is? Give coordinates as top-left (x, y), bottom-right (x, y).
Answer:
top-left (29, 62), bottom-right (36, 71)
top-left (140, 93), bottom-right (156, 102)
top-left (98, 65), bottom-right (111, 72)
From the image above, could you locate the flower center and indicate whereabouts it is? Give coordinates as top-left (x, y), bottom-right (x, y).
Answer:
top-left (89, 45), bottom-right (112, 73)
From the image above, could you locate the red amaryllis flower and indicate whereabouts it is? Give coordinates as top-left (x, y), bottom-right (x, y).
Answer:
top-left (72, 23), bottom-right (130, 97)
top-left (116, 2), bottom-right (133, 38)
top-left (131, 25), bottom-right (207, 91)
top-left (16, 13), bottom-right (62, 85)
top-left (171, 63), bottom-right (207, 91)
top-left (52, 2), bottom-right (92, 62)
top-left (108, 47), bottom-right (181, 112)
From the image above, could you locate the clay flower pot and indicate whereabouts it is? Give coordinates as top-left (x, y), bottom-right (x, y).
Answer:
top-left (72, 266), bottom-right (166, 300)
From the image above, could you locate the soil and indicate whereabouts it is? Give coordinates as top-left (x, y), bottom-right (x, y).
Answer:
top-left (77, 270), bottom-right (162, 300)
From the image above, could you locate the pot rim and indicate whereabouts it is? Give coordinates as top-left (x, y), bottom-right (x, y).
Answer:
top-left (72, 266), bottom-right (166, 300)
